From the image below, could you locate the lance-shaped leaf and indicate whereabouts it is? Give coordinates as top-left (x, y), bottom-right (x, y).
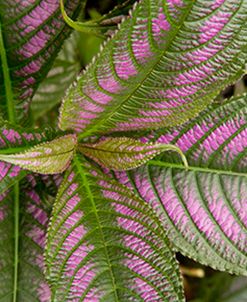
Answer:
top-left (0, 177), bottom-right (54, 301)
top-left (113, 95), bottom-right (247, 275)
top-left (78, 136), bottom-right (187, 170)
top-left (0, 0), bottom-right (83, 122)
top-left (59, 0), bottom-right (247, 137)
top-left (0, 122), bottom-right (65, 193)
top-left (0, 134), bottom-right (77, 174)
top-left (45, 155), bottom-right (184, 301)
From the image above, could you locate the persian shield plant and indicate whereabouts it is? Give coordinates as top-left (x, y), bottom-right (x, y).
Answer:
top-left (0, 0), bottom-right (246, 301)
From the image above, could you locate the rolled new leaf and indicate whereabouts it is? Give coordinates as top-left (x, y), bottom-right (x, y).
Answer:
top-left (0, 135), bottom-right (77, 174)
top-left (59, 0), bottom-right (247, 137)
top-left (78, 136), bottom-right (188, 170)
top-left (45, 155), bottom-right (184, 301)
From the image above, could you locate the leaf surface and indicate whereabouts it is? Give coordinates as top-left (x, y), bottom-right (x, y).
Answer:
top-left (113, 95), bottom-right (247, 275)
top-left (0, 134), bottom-right (77, 174)
top-left (79, 136), bottom-right (187, 170)
top-left (59, 0), bottom-right (247, 136)
top-left (0, 0), bottom-right (83, 122)
top-left (0, 123), bottom-right (65, 193)
top-left (46, 155), bottom-right (184, 301)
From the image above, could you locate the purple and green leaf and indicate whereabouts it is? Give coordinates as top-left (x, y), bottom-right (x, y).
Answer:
top-left (0, 0), bottom-right (83, 122)
top-left (59, 0), bottom-right (247, 137)
top-left (113, 94), bottom-right (247, 275)
top-left (45, 155), bottom-right (184, 301)
top-left (143, 93), bottom-right (247, 173)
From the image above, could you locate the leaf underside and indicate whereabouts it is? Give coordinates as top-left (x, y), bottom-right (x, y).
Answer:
top-left (59, 0), bottom-right (247, 137)
top-left (46, 155), bottom-right (184, 301)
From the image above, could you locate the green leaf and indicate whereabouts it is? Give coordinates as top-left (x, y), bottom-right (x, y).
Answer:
top-left (0, 0), bottom-right (83, 123)
top-left (78, 136), bottom-right (187, 170)
top-left (59, 0), bottom-right (247, 137)
top-left (0, 178), bottom-right (54, 301)
top-left (31, 33), bottom-right (81, 121)
top-left (0, 134), bottom-right (77, 175)
top-left (113, 94), bottom-right (247, 275)
top-left (45, 155), bottom-right (184, 301)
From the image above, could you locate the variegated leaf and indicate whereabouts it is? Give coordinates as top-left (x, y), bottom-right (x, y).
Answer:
top-left (59, 0), bottom-right (247, 137)
top-left (78, 136), bottom-right (187, 170)
top-left (0, 134), bottom-right (77, 174)
top-left (113, 94), bottom-right (247, 275)
top-left (0, 0), bottom-right (83, 122)
top-left (143, 93), bottom-right (247, 173)
top-left (0, 178), bottom-right (54, 301)
top-left (45, 155), bottom-right (184, 301)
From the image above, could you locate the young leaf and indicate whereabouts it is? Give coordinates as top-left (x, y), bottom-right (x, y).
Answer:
top-left (59, 0), bottom-right (247, 137)
top-left (31, 33), bottom-right (81, 121)
top-left (78, 136), bottom-right (187, 170)
top-left (0, 179), bottom-right (53, 301)
top-left (0, 0), bottom-right (83, 122)
top-left (0, 134), bottom-right (77, 174)
top-left (113, 94), bottom-right (247, 275)
top-left (0, 123), bottom-right (64, 193)
top-left (45, 155), bottom-right (185, 301)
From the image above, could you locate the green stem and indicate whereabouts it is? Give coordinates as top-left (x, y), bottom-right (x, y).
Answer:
top-left (13, 183), bottom-right (19, 302)
top-left (0, 22), bottom-right (15, 123)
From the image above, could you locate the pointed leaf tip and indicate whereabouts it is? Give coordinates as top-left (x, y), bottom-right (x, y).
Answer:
top-left (78, 136), bottom-right (187, 170)
top-left (0, 134), bottom-right (77, 174)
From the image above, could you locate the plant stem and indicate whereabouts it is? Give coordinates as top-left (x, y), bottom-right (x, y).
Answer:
top-left (0, 22), bottom-right (15, 123)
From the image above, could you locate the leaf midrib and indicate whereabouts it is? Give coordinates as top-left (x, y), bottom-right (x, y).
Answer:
top-left (148, 160), bottom-right (247, 177)
top-left (73, 155), bottom-right (121, 301)
top-left (77, 0), bottom-right (196, 139)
